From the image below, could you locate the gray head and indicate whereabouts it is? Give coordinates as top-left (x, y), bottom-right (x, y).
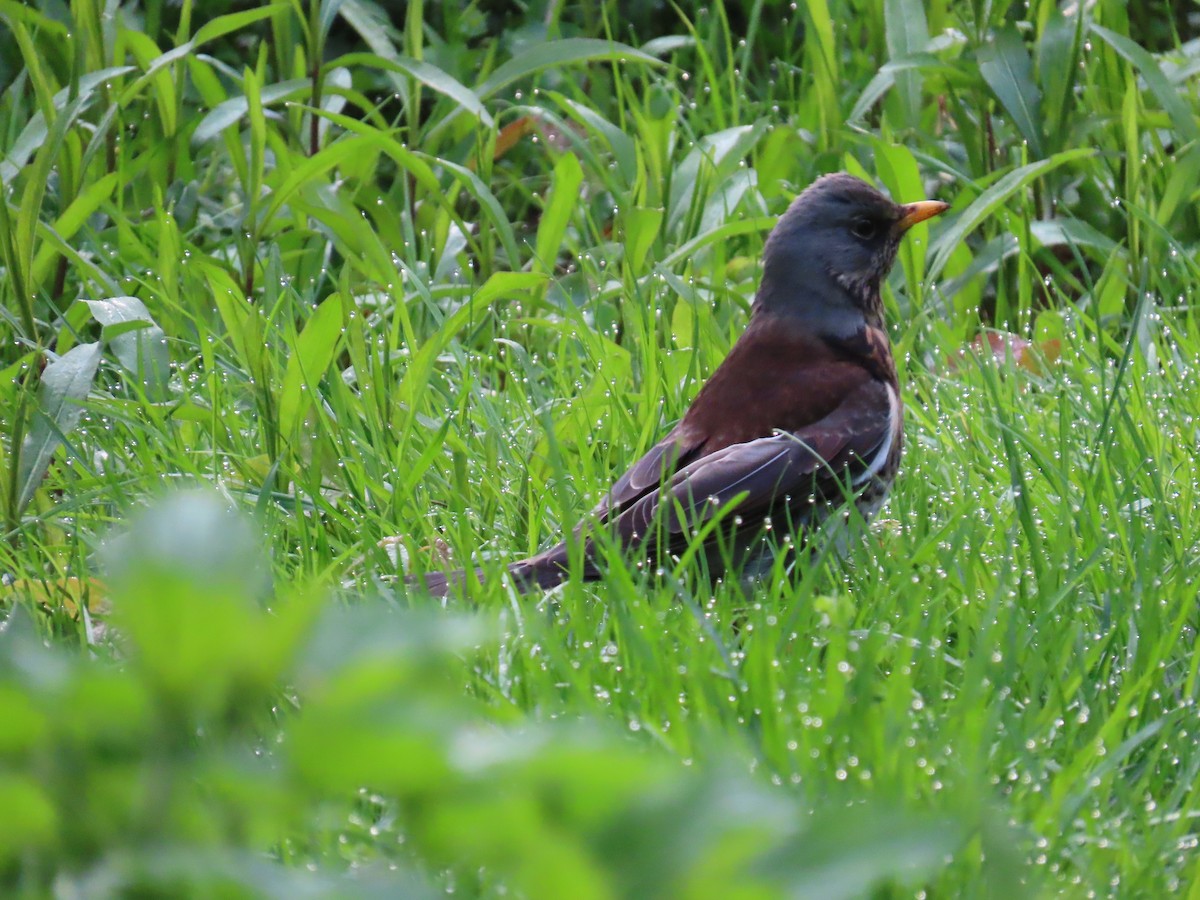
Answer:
top-left (756, 172), bottom-right (948, 335)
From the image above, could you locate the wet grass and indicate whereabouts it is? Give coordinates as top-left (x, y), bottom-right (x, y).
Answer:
top-left (1, 0), bottom-right (1198, 895)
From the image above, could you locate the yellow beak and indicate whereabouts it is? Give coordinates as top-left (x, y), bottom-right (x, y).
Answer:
top-left (895, 199), bottom-right (950, 233)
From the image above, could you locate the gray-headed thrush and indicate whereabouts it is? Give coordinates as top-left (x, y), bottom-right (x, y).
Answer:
top-left (419, 172), bottom-right (949, 595)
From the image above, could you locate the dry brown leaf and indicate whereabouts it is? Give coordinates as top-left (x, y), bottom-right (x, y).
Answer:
top-left (946, 332), bottom-right (1062, 376)
top-left (2, 576), bottom-right (109, 617)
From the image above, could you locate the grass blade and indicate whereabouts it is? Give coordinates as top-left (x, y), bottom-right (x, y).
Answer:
top-left (533, 152), bottom-right (584, 278)
top-left (1090, 24), bottom-right (1200, 144)
top-left (883, 0), bottom-right (929, 129)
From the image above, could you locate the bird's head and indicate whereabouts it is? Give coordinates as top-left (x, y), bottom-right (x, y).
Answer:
top-left (757, 172), bottom-right (948, 334)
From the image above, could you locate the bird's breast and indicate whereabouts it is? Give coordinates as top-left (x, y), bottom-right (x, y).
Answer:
top-left (683, 339), bottom-right (880, 454)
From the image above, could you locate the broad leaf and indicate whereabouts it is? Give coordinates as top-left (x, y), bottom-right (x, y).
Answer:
top-left (18, 342), bottom-right (103, 514)
top-left (927, 149), bottom-right (1094, 281)
top-left (978, 25), bottom-right (1045, 159)
top-left (84, 297), bottom-right (170, 400)
top-left (279, 293), bottom-right (346, 442)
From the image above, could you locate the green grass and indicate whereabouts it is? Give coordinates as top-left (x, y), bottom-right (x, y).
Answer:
top-left (2, 0), bottom-right (1199, 895)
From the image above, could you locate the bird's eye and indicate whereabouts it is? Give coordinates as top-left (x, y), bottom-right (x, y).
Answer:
top-left (851, 218), bottom-right (878, 240)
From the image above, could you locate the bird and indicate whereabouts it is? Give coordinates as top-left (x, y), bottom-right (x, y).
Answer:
top-left (417, 173), bottom-right (949, 596)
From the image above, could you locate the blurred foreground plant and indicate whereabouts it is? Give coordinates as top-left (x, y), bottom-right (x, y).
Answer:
top-left (0, 491), bottom-right (988, 897)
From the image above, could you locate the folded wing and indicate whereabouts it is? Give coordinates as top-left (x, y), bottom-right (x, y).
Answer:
top-left (608, 378), bottom-right (895, 554)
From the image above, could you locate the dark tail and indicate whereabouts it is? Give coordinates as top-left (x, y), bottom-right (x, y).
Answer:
top-left (414, 546), bottom-right (576, 597)
top-left (415, 568), bottom-right (480, 598)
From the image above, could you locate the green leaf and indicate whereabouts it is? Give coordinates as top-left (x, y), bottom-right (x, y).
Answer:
top-left (336, 0), bottom-right (407, 100)
top-left (624, 207), bottom-right (664, 273)
top-left (423, 38), bottom-right (663, 144)
top-left (257, 132), bottom-right (401, 232)
top-left (121, 31), bottom-right (178, 137)
top-left (286, 107), bottom-right (505, 298)
top-left (317, 0), bottom-right (345, 39)
top-left (1037, 5), bottom-right (1082, 146)
top-left (0, 67), bottom-right (134, 185)
top-left (192, 3), bottom-right (291, 46)
top-left (279, 293), bottom-right (346, 442)
top-left (0, 1), bottom-right (68, 39)
top-left (207, 268), bottom-right (267, 383)
top-left (1029, 218), bottom-right (1119, 255)
top-left (192, 78), bottom-right (309, 144)
top-left (977, 25), bottom-right (1044, 159)
top-left (883, 0), bottom-right (929, 129)
top-left (873, 141), bottom-right (932, 297)
top-left (660, 216), bottom-right (776, 268)
top-left (17, 342), bottom-right (103, 514)
top-left (1155, 143), bottom-right (1200, 227)
top-left (849, 55), bottom-right (935, 123)
top-left (927, 149), bottom-right (1094, 281)
top-left (759, 807), bottom-right (964, 900)
top-left (420, 153), bottom-right (522, 270)
top-left (118, 5), bottom-right (290, 113)
top-left (84, 297), bottom-right (171, 400)
top-left (476, 38), bottom-right (662, 100)
top-left (545, 93), bottom-right (638, 187)
top-left (396, 272), bottom-right (546, 409)
top-left (666, 123), bottom-right (767, 234)
top-left (1090, 24), bottom-right (1200, 144)
top-left (800, 0), bottom-right (838, 148)
top-left (534, 152), bottom-right (584, 277)
top-left (332, 52), bottom-right (493, 128)
top-left (244, 66), bottom-right (267, 211)
top-left (29, 172), bottom-right (120, 288)
top-left (0, 775), bottom-right (57, 858)
top-left (101, 492), bottom-right (283, 714)
top-left (641, 35), bottom-right (695, 56)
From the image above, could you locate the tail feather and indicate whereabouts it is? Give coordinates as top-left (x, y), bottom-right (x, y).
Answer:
top-left (506, 557), bottom-right (572, 592)
top-left (414, 549), bottom-right (576, 597)
top-left (415, 567), bottom-right (484, 598)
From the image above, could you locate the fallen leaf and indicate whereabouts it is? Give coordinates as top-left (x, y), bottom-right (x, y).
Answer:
top-left (491, 113), bottom-right (579, 163)
top-left (1, 576), bottom-right (109, 617)
top-left (945, 332), bottom-right (1061, 375)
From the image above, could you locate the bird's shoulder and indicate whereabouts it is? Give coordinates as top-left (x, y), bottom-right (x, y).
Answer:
top-left (594, 316), bottom-right (895, 520)
top-left (680, 314), bottom-right (894, 449)
top-left (612, 377), bottom-right (900, 544)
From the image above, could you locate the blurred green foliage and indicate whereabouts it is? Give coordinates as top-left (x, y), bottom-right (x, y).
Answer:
top-left (0, 492), bottom-right (971, 895)
top-left (1, 0), bottom-right (1198, 894)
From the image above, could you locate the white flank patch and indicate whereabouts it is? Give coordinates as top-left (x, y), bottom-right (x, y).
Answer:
top-left (853, 384), bottom-right (899, 486)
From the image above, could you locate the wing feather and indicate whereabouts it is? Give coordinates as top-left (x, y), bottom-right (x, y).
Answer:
top-left (611, 379), bottom-right (895, 549)
top-left (589, 425), bottom-right (703, 519)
